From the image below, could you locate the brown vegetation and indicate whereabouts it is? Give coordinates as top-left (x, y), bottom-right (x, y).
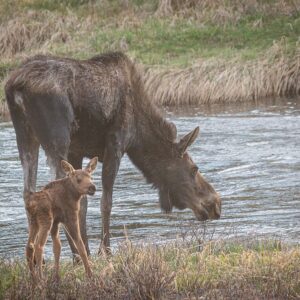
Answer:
top-left (143, 42), bottom-right (300, 105)
top-left (25, 157), bottom-right (98, 279)
top-left (0, 10), bottom-right (84, 58)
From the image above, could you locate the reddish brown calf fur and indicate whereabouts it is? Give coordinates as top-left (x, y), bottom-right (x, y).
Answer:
top-left (25, 157), bottom-right (98, 279)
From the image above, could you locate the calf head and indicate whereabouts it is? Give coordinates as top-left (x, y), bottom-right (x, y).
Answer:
top-left (61, 157), bottom-right (98, 196)
top-left (160, 127), bottom-right (221, 221)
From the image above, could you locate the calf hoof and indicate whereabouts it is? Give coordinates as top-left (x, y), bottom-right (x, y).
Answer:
top-left (33, 256), bottom-right (46, 266)
top-left (72, 254), bottom-right (82, 265)
top-left (98, 245), bottom-right (112, 257)
top-left (86, 269), bottom-right (93, 278)
top-left (52, 272), bottom-right (60, 283)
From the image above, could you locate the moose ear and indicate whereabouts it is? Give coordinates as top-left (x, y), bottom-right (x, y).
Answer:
top-left (61, 160), bottom-right (75, 175)
top-left (85, 157), bottom-right (98, 174)
top-left (159, 188), bottom-right (173, 213)
top-left (177, 126), bottom-right (200, 155)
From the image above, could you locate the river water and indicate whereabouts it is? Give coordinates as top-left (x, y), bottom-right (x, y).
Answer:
top-left (0, 98), bottom-right (299, 258)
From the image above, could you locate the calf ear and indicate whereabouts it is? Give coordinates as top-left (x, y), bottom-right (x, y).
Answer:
top-left (159, 188), bottom-right (173, 213)
top-left (61, 160), bottom-right (75, 175)
top-left (85, 157), bottom-right (98, 174)
top-left (177, 126), bottom-right (199, 156)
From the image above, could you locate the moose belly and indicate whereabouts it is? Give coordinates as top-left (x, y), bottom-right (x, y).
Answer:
top-left (70, 112), bottom-right (106, 161)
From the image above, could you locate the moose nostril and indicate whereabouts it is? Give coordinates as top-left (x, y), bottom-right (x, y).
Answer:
top-left (89, 185), bottom-right (96, 193)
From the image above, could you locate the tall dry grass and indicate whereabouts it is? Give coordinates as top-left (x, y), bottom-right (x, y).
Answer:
top-left (0, 10), bottom-right (88, 58)
top-left (143, 42), bottom-right (300, 105)
top-left (156, 0), bottom-right (300, 25)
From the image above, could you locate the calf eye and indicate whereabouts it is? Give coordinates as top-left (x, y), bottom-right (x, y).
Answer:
top-left (77, 177), bottom-right (82, 184)
top-left (191, 166), bottom-right (198, 177)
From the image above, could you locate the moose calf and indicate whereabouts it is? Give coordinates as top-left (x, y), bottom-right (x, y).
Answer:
top-left (25, 157), bottom-right (98, 279)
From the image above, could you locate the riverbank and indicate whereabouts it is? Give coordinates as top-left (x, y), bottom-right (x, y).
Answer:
top-left (1, 239), bottom-right (299, 299)
top-left (0, 0), bottom-right (299, 118)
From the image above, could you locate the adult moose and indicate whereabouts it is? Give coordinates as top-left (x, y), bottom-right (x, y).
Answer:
top-left (5, 52), bottom-right (221, 256)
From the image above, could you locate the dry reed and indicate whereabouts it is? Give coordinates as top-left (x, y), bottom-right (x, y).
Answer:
top-left (156, 0), bottom-right (300, 25)
top-left (1, 45), bottom-right (299, 119)
top-left (143, 42), bottom-right (300, 105)
top-left (0, 10), bottom-right (87, 58)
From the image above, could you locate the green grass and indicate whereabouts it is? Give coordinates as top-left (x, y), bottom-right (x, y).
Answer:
top-left (89, 13), bottom-right (299, 66)
top-left (1, 239), bottom-right (300, 299)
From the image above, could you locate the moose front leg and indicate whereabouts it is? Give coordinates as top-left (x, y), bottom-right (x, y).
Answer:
top-left (99, 134), bottom-right (123, 254)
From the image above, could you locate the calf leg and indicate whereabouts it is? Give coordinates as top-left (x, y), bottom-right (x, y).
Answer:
top-left (64, 217), bottom-right (92, 277)
top-left (51, 222), bottom-right (61, 280)
top-left (26, 220), bottom-right (39, 276)
top-left (35, 221), bottom-right (52, 279)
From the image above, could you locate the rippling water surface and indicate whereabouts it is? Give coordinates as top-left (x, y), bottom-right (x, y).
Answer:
top-left (0, 98), bottom-right (299, 257)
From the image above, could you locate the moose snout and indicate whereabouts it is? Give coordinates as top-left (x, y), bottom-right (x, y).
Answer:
top-left (193, 193), bottom-right (221, 221)
top-left (88, 184), bottom-right (96, 195)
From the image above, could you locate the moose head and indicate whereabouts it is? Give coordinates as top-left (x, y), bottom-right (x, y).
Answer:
top-left (159, 127), bottom-right (221, 221)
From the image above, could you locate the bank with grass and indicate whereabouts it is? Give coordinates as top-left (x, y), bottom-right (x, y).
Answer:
top-left (0, 0), bottom-right (299, 118)
top-left (1, 239), bottom-right (300, 299)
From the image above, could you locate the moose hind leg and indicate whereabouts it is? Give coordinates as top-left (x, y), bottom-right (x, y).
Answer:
top-left (6, 90), bottom-right (40, 203)
top-left (8, 106), bottom-right (39, 202)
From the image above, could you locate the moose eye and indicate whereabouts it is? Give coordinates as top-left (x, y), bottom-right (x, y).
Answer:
top-left (77, 177), bottom-right (82, 184)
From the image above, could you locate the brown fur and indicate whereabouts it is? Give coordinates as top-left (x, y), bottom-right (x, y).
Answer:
top-left (25, 157), bottom-right (98, 279)
top-left (5, 52), bottom-right (221, 255)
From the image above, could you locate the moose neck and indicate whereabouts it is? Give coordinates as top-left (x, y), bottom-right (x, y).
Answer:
top-left (127, 117), bottom-right (177, 189)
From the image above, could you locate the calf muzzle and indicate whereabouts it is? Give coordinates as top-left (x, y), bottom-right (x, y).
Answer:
top-left (87, 185), bottom-right (96, 195)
